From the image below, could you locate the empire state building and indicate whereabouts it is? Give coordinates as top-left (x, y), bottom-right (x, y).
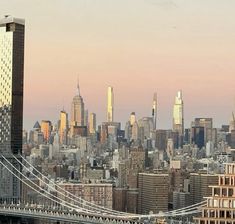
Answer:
top-left (71, 80), bottom-right (85, 127)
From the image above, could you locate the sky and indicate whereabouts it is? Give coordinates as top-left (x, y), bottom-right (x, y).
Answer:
top-left (1, 0), bottom-right (235, 130)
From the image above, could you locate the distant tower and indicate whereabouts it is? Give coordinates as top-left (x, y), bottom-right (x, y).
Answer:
top-left (107, 86), bottom-right (114, 122)
top-left (59, 110), bottom-right (68, 145)
top-left (71, 78), bottom-right (85, 127)
top-left (0, 16), bottom-right (25, 201)
top-left (130, 112), bottom-right (136, 126)
top-left (84, 109), bottom-right (89, 127)
top-left (152, 92), bottom-right (157, 130)
top-left (89, 113), bottom-right (97, 134)
top-left (173, 90), bottom-right (184, 136)
top-left (229, 112), bottom-right (235, 132)
top-left (41, 120), bottom-right (52, 143)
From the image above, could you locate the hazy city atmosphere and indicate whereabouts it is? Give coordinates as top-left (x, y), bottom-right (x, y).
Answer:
top-left (1, 1), bottom-right (235, 224)
top-left (2, 0), bottom-right (235, 130)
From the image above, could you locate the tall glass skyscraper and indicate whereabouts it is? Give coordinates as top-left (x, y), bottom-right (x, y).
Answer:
top-left (107, 86), bottom-right (114, 122)
top-left (0, 16), bottom-right (25, 201)
top-left (59, 110), bottom-right (68, 145)
top-left (173, 90), bottom-right (184, 136)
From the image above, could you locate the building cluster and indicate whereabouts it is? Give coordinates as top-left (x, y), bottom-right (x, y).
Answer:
top-left (22, 82), bottom-right (235, 214)
top-left (2, 16), bottom-right (235, 221)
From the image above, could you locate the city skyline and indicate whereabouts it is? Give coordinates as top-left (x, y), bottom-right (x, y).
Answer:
top-left (1, 0), bottom-right (235, 130)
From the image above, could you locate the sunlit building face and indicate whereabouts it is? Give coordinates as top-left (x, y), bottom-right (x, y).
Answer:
top-left (173, 90), bottom-right (184, 135)
top-left (107, 86), bottom-right (114, 122)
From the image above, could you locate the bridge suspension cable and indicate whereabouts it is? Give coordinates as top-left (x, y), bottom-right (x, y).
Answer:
top-left (12, 154), bottom-right (125, 216)
top-left (0, 155), bottom-right (114, 216)
top-left (0, 158), bottom-right (92, 214)
top-left (0, 154), bottom-right (205, 221)
top-left (19, 154), bottom-right (131, 216)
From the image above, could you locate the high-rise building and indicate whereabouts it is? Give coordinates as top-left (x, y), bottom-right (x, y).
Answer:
top-left (191, 126), bottom-right (205, 149)
top-left (193, 118), bottom-right (213, 144)
top-left (138, 173), bottom-right (169, 214)
top-left (152, 92), bottom-right (157, 130)
top-left (229, 112), bottom-right (235, 132)
top-left (59, 110), bottom-right (68, 145)
top-left (89, 113), bottom-right (96, 134)
top-left (0, 16), bottom-right (25, 201)
top-left (173, 90), bottom-right (184, 136)
top-left (190, 172), bottom-right (218, 205)
top-left (41, 120), bottom-right (52, 143)
top-left (71, 80), bottom-right (85, 127)
top-left (84, 109), bottom-right (89, 127)
top-left (138, 117), bottom-right (154, 141)
top-left (130, 112), bottom-right (136, 126)
top-left (107, 86), bottom-right (114, 122)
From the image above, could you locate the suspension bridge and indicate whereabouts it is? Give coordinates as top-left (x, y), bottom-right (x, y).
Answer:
top-left (0, 154), bottom-right (204, 224)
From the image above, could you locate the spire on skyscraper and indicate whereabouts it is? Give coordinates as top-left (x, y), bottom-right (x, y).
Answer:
top-left (152, 92), bottom-right (157, 130)
top-left (77, 75), bottom-right (80, 96)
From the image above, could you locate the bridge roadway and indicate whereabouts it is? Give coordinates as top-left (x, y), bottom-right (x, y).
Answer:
top-left (0, 204), bottom-right (146, 224)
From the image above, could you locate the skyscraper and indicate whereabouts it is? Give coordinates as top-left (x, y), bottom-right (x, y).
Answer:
top-left (192, 118), bottom-right (213, 145)
top-left (130, 112), bottom-right (136, 126)
top-left (89, 113), bottom-right (96, 134)
top-left (71, 79), bottom-right (85, 127)
top-left (173, 90), bottom-right (184, 136)
top-left (107, 86), bottom-right (114, 122)
top-left (138, 173), bottom-right (169, 214)
top-left (229, 112), bottom-right (235, 132)
top-left (152, 92), bottom-right (157, 130)
top-left (41, 120), bottom-right (52, 143)
top-left (59, 110), bottom-right (68, 145)
top-left (0, 16), bottom-right (25, 201)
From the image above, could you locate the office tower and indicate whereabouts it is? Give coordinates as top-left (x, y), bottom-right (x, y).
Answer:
top-left (166, 138), bottom-right (174, 160)
top-left (125, 146), bottom-right (145, 214)
top-left (191, 126), bottom-right (205, 149)
top-left (230, 130), bottom-right (235, 148)
top-left (130, 112), bottom-right (136, 126)
top-left (173, 191), bottom-right (190, 210)
top-left (131, 121), bottom-right (139, 141)
top-left (190, 172), bottom-right (217, 205)
top-left (138, 173), bottom-right (169, 214)
top-left (107, 86), bottom-right (114, 122)
top-left (71, 80), bottom-right (85, 127)
top-left (127, 147), bottom-right (145, 188)
top-left (193, 118), bottom-right (213, 144)
top-left (155, 130), bottom-right (167, 151)
top-left (125, 121), bottom-right (132, 141)
top-left (194, 163), bottom-right (235, 223)
top-left (229, 112), bottom-right (235, 132)
top-left (84, 109), bottom-right (89, 127)
top-left (0, 16), bottom-right (25, 201)
top-left (152, 92), bottom-right (157, 130)
top-left (89, 113), bottom-right (96, 134)
top-left (173, 90), bottom-right (184, 136)
top-left (138, 117), bottom-right (154, 141)
top-left (41, 120), bottom-right (52, 143)
top-left (59, 110), bottom-right (68, 145)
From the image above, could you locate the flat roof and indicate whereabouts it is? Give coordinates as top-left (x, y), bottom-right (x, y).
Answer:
top-left (0, 16), bottom-right (25, 25)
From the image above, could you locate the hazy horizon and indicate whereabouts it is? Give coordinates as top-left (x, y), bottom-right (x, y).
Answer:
top-left (1, 0), bottom-right (235, 131)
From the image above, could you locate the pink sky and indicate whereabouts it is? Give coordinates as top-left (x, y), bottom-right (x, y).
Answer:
top-left (2, 0), bottom-right (235, 130)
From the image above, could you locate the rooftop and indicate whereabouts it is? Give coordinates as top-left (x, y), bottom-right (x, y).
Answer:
top-left (0, 15), bottom-right (25, 25)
